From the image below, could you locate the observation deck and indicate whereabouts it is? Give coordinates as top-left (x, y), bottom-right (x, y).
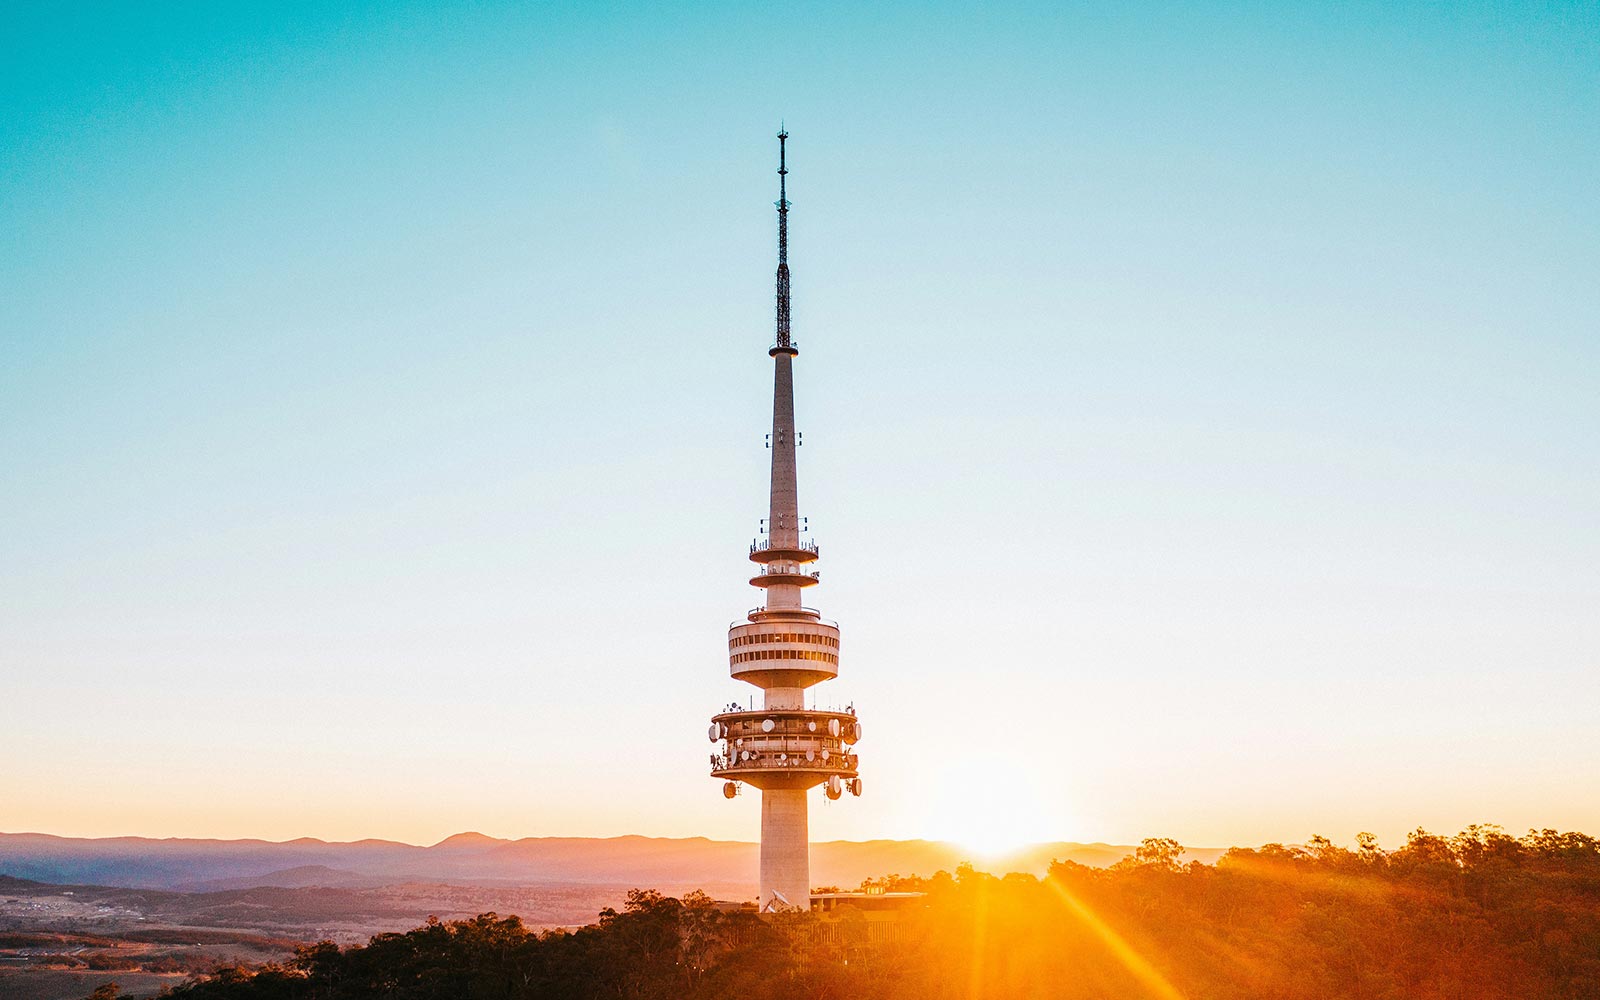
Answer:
top-left (728, 619), bottom-right (841, 686)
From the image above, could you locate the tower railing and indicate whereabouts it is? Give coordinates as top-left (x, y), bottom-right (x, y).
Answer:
top-left (739, 607), bottom-right (835, 625)
top-left (750, 540), bottom-right (820, 556)
top-left (751, 568), bottom-right (821, 581)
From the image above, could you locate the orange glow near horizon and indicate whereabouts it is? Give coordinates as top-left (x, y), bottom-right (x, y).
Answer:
top-left (914, 753), bottom-right (1068, 859)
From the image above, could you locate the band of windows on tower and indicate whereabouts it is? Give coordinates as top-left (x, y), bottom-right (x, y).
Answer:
top-left (731, 650), bottom-right (840, 665)
top-left (729, 633), bottom-right (840, 648)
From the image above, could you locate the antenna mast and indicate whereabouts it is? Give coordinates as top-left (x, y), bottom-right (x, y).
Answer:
top-left (773, 128), bottom-right (794, 356)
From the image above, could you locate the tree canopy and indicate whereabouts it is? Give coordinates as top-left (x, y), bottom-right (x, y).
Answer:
top-left (107, 825), bottom-right (1599, 1000)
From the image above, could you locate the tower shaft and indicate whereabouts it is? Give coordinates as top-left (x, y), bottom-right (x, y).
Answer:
top-left (766, 352), bottom-right (802, 616)
top-left (761, 789), bottom-right (809, 909)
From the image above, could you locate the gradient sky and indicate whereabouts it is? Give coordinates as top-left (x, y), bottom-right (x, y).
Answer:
top-left (2, 1), bottom-right (1596, 854)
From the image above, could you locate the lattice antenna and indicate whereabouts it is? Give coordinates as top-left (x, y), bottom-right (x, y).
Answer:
top-left (774, 128), bottom-right (793, 353)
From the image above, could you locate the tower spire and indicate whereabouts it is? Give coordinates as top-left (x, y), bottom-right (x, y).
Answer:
top-left (773, 128), bottom-right (794, 356)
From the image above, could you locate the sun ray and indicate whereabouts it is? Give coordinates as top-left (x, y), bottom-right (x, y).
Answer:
top-left (967, 874), bottom-right (990, 1000)
top-left (1043, 876), bottom-right (1189, 1000)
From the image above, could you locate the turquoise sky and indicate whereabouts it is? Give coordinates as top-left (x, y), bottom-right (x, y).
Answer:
top-left (2, 1), bottom-right (1596, 851)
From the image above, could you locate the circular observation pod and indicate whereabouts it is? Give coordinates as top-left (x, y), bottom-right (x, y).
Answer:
top-left (779, 753), bottom-right (788, 761)
top-left (850, 777), bottom-right (863, 797)
top-left (826, 775), bottom-right (842, 800)
top-left (762, 718), bottom-right (776, 733)
top-left (806, 749), bottom-right (815, 761)
top-left (821, 748), bottom-right (831, 761)
top-left (807, 721), bottom-right (817, 732)
top-left (723, 781), bottom-right (738, 799)
top-left (707, 724), bottom-right (720, 743)
top-left (828, 718), bottom-right (841, 737)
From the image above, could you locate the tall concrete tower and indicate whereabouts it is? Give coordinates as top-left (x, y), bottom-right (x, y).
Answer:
top-left (707, 130), bottom-right (862, 911)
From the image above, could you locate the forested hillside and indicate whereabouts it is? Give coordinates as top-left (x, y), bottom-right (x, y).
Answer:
top-left (111, 825), bottom-right (1600, 1000)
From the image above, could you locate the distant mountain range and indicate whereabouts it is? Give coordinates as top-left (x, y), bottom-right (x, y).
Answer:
top-left (0, 832), bottom-right (1225, 894)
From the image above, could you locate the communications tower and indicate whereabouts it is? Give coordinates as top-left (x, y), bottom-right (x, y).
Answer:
top-left (707, 130), bottom-right (862, 911)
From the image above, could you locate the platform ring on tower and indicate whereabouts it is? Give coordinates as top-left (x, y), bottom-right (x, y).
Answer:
top-left (749, 568), bottom-right (820, 587)
top-left (749, 545), bottom-right (820, 565)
